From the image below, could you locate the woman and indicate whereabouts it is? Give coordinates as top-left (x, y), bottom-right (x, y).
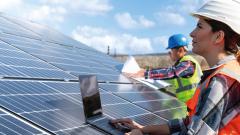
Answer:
top-left (111, 0), bottom-right (240, 134)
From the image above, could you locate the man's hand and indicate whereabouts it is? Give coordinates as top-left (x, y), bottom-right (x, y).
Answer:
top-left (123, 69), bottom-right (146, 78)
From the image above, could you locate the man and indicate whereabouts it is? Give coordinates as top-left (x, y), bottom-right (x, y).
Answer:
top-left (126, 34), bottom-right (202, 103)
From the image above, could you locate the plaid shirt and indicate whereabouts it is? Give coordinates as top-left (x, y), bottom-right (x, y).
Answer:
top-left (168, 55), bottom-right (240, 134)
top-left (145, 58), bottom-right (195, 80)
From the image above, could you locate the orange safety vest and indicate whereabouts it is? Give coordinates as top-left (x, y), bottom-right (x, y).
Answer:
top-left (186, 60), bottom-right (240, 134)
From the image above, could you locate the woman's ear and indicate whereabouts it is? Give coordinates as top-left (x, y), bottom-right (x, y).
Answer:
top-left (214, 30), bottom-right (225, 44)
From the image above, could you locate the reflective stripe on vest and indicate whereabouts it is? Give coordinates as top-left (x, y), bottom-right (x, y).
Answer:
top-left (219, 100), bottom-right (240, 135)
top-left (219, 114), bottom-right (240, 135)
top-left (187, 115), bottom-right (216, 135)
top-left (222, 105), bottom-right (240, 126)
top-left (186, 60), bottom-right (240, 134)
top-left (167, 55), bottom-right (202, 103)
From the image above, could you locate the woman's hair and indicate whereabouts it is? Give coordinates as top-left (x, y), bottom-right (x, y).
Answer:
top-left (204, 19), bottom-right (240, 63)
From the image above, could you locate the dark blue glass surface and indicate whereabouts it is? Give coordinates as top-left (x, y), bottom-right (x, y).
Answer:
top-left (0, 14), bottom-right (183, 135)
top-left (0, 110), bottom-right (43, 134)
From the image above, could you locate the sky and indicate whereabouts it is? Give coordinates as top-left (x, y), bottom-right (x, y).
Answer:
top-left (0, 0), bottom-right (209, 55)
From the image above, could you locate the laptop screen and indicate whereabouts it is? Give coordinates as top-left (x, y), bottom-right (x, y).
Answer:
top-left (79, 75), bottom-right (103, 119)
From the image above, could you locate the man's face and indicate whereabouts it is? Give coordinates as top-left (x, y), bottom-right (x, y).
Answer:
top-left (168, 48), bottom-right (178, 62)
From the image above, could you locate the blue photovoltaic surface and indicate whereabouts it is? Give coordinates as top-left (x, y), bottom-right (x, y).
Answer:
top-left (0, 80), bottom-right (168, 134)
top-left (99, 83), bottom-right (187, 120)
top-left (0, 14), bottom-right (187, 135)
top-left (0, 108), bottom-right (44, 135)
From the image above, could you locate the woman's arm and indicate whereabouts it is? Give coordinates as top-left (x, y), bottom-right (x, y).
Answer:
top-left (140, 124), bottom-right (170, 135)
top-left (110, 118), bottom-right (170, 135)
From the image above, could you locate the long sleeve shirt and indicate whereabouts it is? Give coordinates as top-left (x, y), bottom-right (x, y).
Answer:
top-left (168, 55), bottom-right (240, 134)
top-left (144, 59), bottom-right (196, 80)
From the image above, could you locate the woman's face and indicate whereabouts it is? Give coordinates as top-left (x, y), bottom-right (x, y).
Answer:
top-left (190, 18), bottom-right (215, 56)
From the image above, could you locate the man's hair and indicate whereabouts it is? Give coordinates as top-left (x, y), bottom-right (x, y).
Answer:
top-left (172, 46), bottom-right (188, 52)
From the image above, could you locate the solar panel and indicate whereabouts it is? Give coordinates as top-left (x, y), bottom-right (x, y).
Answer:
top-left (155, 107), bottom-right (187, 120)
top-left (0, 56), bottom-right (56, 69)
top-left (99, 83), bottom-right (157, 93)
top-left (99, 83), bottom-right (187, 120)
top-left (54, 125), bottom-right (106, 135)
top-left (0, 13), bottom-right (188, 134)
top-left (0, 80), bottom-right (166, 134)
top-left (0, 65), bottom-right (25, 77)
top-left (114, 92), bottom-right (174, 102)
top-left (0, 17), bottom-right (40, 39)
top-left (0, 40), bottom-right (22, 50)
top-left (0, 32), bottom-right (129, 82)
top-left (0, 108), bottom-right (44, 135)
top-left (1, 15), bottom-right (97, 51)
top-left (0, 80), bottom-right (86, 133)
top-left (133, 99), bottom-right (186, 111)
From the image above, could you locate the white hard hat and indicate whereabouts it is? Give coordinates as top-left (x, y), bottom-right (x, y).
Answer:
top-left (192, 0), bottom-right (240, 35)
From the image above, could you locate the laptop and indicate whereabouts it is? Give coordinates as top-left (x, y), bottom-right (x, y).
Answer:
top-left (79, 75), bottom-right (131, 135)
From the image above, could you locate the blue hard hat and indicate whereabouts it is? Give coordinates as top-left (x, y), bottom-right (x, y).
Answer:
top-left (167, 34), bottom-right (188, 49)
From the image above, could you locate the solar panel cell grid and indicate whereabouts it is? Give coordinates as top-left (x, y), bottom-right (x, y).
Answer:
top-left (0, 49), bottom-right (36, 60)
top-left (103, 103), bottom-right (149, 118)
top-left (100, 93), bottom-right (127, 105)
top-left (0, 33), bottom-right (40, 44)
top-left (134, 99), bottom-right (186, 113)
top-left (0, 109), bottom-right (43, 135)
top-left (0, 65), bottom-right (25, 77)
top-left (0, 80), bottom-right (168, 134)
top-left (54, 125), bottom-right (105, 135)
top-left (43, 82), bottom-right (80, 94)
top-left (12, 66), bottom-right (77, 80)
top-left (0, 14), bottom-right (189, 134)
top-left (99, 83), bottom-right (156, 93)
top-left (0, 56), bottom-right (56, 69)
top-left (0, 17), bottom-right (40, 39)
top-left (131, 113), bottom-right (167, 125)
top-left (0, 40), bottom-right (19, 50)
top-left (155, 107), bottom-right (187, 120)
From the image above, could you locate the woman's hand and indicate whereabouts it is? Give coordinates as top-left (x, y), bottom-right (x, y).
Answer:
top-left (110, 118), bottom-right (144, 130)
top-left (110, 118), bottom-right (170, 135)
top-left (123, 69), bottom-right (146, 78)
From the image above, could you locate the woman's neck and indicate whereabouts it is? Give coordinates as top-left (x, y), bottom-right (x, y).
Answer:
top-left (204, 51), bottom-right (228, 67)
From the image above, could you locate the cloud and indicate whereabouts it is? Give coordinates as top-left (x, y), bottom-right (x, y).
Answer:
top-left (72, 25), bottom-right (153, 54)
top-left (41, 0), bottom-right (113, 15)
top-left (179, 0), bottom-right (199, 12)
top-left (115, 12), bottom-right (155, 29)
top-left (0, 0), bottom-right (22, 11)
top-left (139, 16), bottom-right (155, 28)
top-left (153, 0), bottom-right (208, 27)
top-left (0, 0), bottom-right (113, 29)
top-left (115, 12), bottom-right (137, 29)
top-left (152, 36), bottom-right (169, 49)
top-left (26, 5), bottom-right (66, 23)
top-left (0, 0), bottom-right (67, 29)
top-left (155, 12), bottom-right (186, 26)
